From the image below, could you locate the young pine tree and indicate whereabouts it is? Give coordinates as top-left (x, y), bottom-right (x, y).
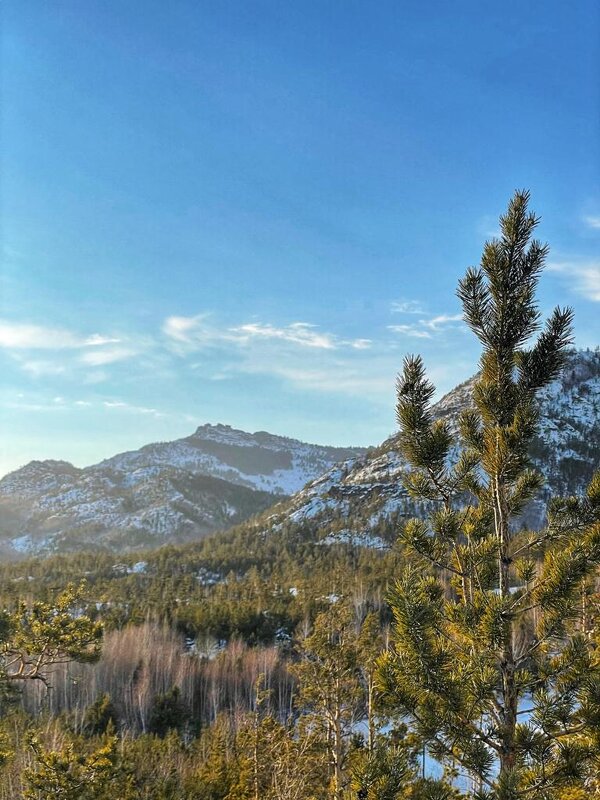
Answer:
top-left (0, 583), bottom-right (102, 702)
top-left (293, 603), bottom-right (363, 800)
top-left (23, 733), bottom-right (124, 800)
top-left (378, 191), bottom-right (600, 799)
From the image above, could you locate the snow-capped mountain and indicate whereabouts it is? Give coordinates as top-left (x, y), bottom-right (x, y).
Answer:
top-left (259, 349), bottom-right (600, 547)
top-left (97, 424), bottom-right (362, 495)
top-left (0, 425), bottom-right (365, 556)
top-left (1, 350), bottom-right (597, 557)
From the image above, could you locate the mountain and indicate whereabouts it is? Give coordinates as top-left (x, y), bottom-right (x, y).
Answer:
top-left (256, 349), bottom-right (600, 548)
top-left (0, 425), bottom-right (365, 557)
top-left (1, 350), bottom-right (597, 558)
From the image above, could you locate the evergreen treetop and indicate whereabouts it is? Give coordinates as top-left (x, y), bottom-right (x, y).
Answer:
top-left (378, 191), bottom-right (600, 800)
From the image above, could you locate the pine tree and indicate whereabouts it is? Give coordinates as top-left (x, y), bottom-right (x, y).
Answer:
top-left (82, 694), bottom-right (118, 737)
top-left (23, 733), bottom-right (123, 800)
top-left (148, 686), bottom-right (189, 738)
top-left (0, 583), bottom-right (102, 694)
top-left (293, 603), bottom-right (363, 800)
top-left (378, 191), bottom-right (600, 799)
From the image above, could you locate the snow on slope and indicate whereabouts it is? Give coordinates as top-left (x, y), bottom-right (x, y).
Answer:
top-left (97, 424), bottom-right (361, 495)
top-left (1, 350), bottom-right (596, 557)
top-left (0, 425), bottom-right (365, 556)
top-left (265, 349), bottom-right (599, 547)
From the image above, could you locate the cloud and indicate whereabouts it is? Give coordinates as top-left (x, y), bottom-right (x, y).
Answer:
top-left (233, 322), bottom-right (337, 349)
top-left (0, 320), bottom-right (122, 350)
top-left (0, 319), bottom-right (136, 377)
top-left (230, 356), bottom-right (395, 398)
top-left (163, 314), bottom-right (370, 351)
top-left (3, 394), bottom-right (168, 419)
top-left (3, 400), bottom-right (70, 413)
top-left (103, 401), bottom-right (165, 417)
top-left (161, 313), bottom-right (392, 399)
top-left (388, 313), bottom-right (464, 339)
top-left (19, 359), bottom-right (67, 377)
top-left (391, 299), bottom-right (426, 314)
top-left (161, 314), bottom-right (238, 353)
top-left (478, 214), bottom-right (502, 239)
top-left (583, 215), bottom-right (600, 230)
top-left (84, 334), bottom-right (122, 347)
top-left (0, 318), bottom-right (144, 382)
top-left (0, 321), bottom-right (83, 349)
top-left (100, 400), bottom-right (165, 418)
top-left (548, 260), bottom-right (600, 302)
top-left (80, 347), bottom-right (137, 366)
top-left (162, 315), bottom-right (210, 343)
top-left (387, 324), bottom-right (432, 339)
top-left (422, 313), bottom-right (463, 330)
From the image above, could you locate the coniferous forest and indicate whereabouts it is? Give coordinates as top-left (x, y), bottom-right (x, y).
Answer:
top-left (1, 193), bottom-right (599, 799)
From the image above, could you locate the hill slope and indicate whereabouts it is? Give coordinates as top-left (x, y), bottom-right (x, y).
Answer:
top-left (257, 349), bottom-right (600, 548)
top-left (0, 425), bottom-right (365, 556)
top-left (1, 350), bottom-right (596, 558)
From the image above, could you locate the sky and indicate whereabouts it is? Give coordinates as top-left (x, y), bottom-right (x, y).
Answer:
top-left (1, 1), bottom-right (599, 476)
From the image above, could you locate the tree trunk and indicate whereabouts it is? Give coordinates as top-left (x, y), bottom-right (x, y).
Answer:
top-left (367, 676), bottom-right (375, 754)
top-left (331, 677), bottom-right (343, 800)
top-left (495, 476), bottom-right (518, 783)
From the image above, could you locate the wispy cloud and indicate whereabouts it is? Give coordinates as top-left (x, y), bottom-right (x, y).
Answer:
top-left (0, 321), bottom-right (82, 349)
top-left (391, 299), bottom-right (426, 314)
top-left (80, 347), bottom-right (137, 366)
top-left (161, 313), bottom-right (391, 398)
top-left (0, 319), bottom-right (123, 350)
top-left (583, 215), bottom-right (600, 230)
top-left (548, 260), bottom-right (600, 302)
top-left (0, 319), bottom-right (140, 377)
top-left (233, 322), bottom-right (337, 349)
top-left (84, 334), bottom-right (122, 347)
top-left (387, 324), bottom-right (432, 339)
top-left (162, 314), bottom-right (211, 343)
top-left (388, 313), bottom-right (463, 339)
top-left (19, 359), bottom-right (68, 377)
top-left (3, 394), bottom-right (167, 419)
top-left (423, 313), bottom-right (463, 330)
top-left (162, 314), bottom-right (371, 351)
top-left (102, 400), bottom-right (165, 417)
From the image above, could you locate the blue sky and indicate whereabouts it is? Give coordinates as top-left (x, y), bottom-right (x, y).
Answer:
top-left (1, 0), bottom-right (599, 475)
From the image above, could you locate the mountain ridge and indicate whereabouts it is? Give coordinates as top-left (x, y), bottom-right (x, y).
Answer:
top-left (257, 348), bottom-right (600, 548)
top-left (0, 349), bottom-right (597, 557)
top-left (0, 425), bottom-right (366, 557)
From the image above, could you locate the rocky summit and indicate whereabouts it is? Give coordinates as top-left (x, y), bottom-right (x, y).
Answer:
top-left (0, 349), bottom-right (597, 558)
top-left (0, 425), bottom-right (365, 556)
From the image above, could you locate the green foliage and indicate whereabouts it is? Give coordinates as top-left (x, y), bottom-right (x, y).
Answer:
top-left (82, 695), bottom-right (118, 737)
top-left (1, 583), bottom-right (102, 688)
top-left (23, 734), bottom-right (124, 800)
top-left (148, 687), bottom-right (189, 737)
top-left (350, 740), bottom-right (417, 799)
top-left (380, 191), bottom-right (600, 798)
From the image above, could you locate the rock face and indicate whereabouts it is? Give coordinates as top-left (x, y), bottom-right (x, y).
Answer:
top-left (0, 426), bottom-right (365, 556)
top-left (0, 350), bottom-right (597, 557)
top-left (263, 349), bottom-right (600, 546)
